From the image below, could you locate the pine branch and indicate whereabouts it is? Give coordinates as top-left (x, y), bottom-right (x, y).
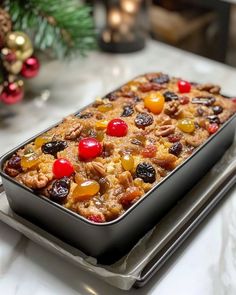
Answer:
top-left (3, 0), bottom-right (97, 59)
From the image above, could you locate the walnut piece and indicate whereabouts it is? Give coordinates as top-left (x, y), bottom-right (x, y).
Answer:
top-left (19, 171), bottom-right (53, 189)
top-left (164, 101), bottom-right (182, 117)
top-left (155, 125), bottom-right (175, 137)
top-left (65, 122), bottom-right (83, 140)
top-left (118, 171), bottom-right (133, 188)
top-left (85, 161), bottom-right (106, 178)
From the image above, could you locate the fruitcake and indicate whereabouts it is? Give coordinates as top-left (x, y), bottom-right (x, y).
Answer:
top-left (4, 73), bottom-right (236, 223)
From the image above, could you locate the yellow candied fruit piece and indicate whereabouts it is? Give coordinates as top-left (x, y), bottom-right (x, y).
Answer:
top-left (21, 153), bottom-right (40, 169)
top-left (95, 120), bottom-right (108, 130)
top-left (97, 103), bottom-right (113, 113)
top-left (121, 154), bottom-right (134, 171)
top-left (71, 180), bottom-right (100, 201)
top-left (144, 92), bottom-right (165, 114)
top-left (96, 130), bottom-right (104, 142)
top-left (34, 135), bottom-right (51, 148)
top-left (178, 118), bottom-right (195, 133)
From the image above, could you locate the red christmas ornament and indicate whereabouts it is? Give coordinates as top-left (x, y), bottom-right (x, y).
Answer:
top-left (0, 82), bottom-right (24, 104)
top-left (21, 56), bottom-right (40, 78)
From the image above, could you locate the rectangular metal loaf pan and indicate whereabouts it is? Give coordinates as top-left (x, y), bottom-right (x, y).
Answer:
top-left (0, 84), bottom-right (236, 264)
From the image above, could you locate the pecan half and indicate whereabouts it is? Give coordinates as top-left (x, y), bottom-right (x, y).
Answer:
top-left (118, 171), bottom-right (133, 188)
top-left (164, 101), bottom-right (182, 117)
top-left (197, 83), bottom-right (221, 94)
top-left (184, 129), bottom-right (209, 147)
top-left (152, 153), bottom-right (177, 169)
top-left (85, 161), bottom-right (106, 178)
top-left (65, 122), bottom-right (83, 140)
top-left (155, 125), bottom-right (175, 137)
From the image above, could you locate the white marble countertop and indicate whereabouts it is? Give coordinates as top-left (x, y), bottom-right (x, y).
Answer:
top-left (0, 40), bottom-right (236, 294)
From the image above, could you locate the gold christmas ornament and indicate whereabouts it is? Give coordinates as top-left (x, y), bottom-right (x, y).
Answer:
top-left (3, 60), bottom-right (23, 75)
top-left (5, 31), bottom-right (33, 61)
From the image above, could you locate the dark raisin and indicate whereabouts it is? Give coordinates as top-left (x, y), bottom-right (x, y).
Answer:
top-left (135, 113), bottom-right (153, 129)
top-left (99, 177), bottom-right (110, 195)
top-left (4, 155), bottom-right (22, 177)
top-left (192, 96), bottom-right (215, 106)
top-left (42, 141), bottom-right (67, 155)
top-left (106, 92), bottom-right (118, 101)
top-left (49, 177), bottom-right (70, 203)
top-left (168, 133), bottom-right (182, 143)
top-left (197, 107), bottom-right (204, 116)
top-left (151, 74), bottom-right (169, 84)
top-left (77, 112), bottom-right (93, 119)
top-left (121, 105), bottom-right (134, 117)
top-left (133, 96), bottom-right (141, 103)
top-left (163, 91), bottom-right (178, 101)
top-left (169, 142), bottom-right (183, 156)
top-left (212, 105), bottom-right (223, 115)
top-left (7, 155), bottom-right (22, 170)
top-left (135, 162), bottom-right (156, 183)
top-left (207, 115), bottom-right (220, 124)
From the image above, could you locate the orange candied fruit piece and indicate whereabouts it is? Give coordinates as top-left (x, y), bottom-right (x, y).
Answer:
top-left (141, 145), bottom-right (157, 158)
top-left (34, 134), bottom-right (51, 148)
top-left (144, 92), bottom-right (165, 114)
top-left (95, 120), bottom-right (108, 130)
top-left (97, 103), bottom-right (113, 113)
top-left (72, 180), bottom-right (100, 201)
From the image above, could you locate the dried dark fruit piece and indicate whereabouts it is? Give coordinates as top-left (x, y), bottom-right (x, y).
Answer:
top-left (207, 115), bottom-right (220, 124)
top-left (8, 155), bottom-right (22, 170)
top-left (106, 92), bottom-right (118, 101)
top-left (121, 105), bottom-right (134, 117)
top-left (77, 112), bottom-right (93, 119)
top-left (99, 177), bottom-right (110, 194)
top-left (49, 177), bottom-right (70, 203)
top-left (133, 96), bottom-right (141, 103)
top-left (179, 96), bottom-right (189, 105)
top-left (192, 96), bottom-right (215, 106)
top-left (135, 162), bottom-right (156, 183)
top-left (168, 133), bottom-right (182, 143)
top-left (4, 155), bottom-right (22, 177)
top-left (169, 142), bottom-right (183, 156)
top-left (42, 141), bottom-right (67, 155)
top-left (151, 74), bottom-right (169, 84)
top-left (212, 105), bottom-right (223, 115)
top-left (135, 113), bottom-right (153, 129)
top-left (163, 91), bottom-right (178, 101)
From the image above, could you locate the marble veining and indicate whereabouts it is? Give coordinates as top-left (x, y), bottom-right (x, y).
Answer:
top-left (0, 40), bottom-right (236, 294)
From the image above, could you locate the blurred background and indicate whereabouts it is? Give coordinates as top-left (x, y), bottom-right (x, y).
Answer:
top-left (88, 0), bottom-right (236, 65)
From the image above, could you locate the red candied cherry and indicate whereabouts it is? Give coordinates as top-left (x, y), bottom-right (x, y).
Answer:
top-left (178, 80), bottom-right (191, 93)
top-left (106, 118), bottom-right (128, 137)
top-left (78, 137), bottom-right (102, 160)
top-left (207, 123), bottom-right (219, 134)
top-left (87, 214), bottom-right (104, 223)
top-left (232, 98), bottom-right (236, 103)
top-left (53, 158), bottom-right (74, 179)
